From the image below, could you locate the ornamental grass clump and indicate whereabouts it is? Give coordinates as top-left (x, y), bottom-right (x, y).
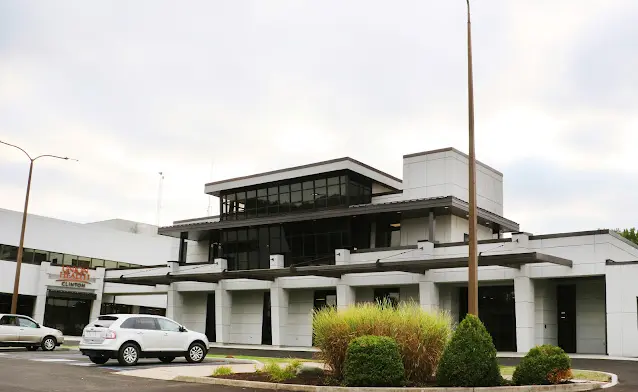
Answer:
top-left (313, 300), bottom-right (452, 384)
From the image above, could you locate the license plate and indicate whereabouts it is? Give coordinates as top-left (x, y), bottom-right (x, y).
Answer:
top-left (84, 331), bottom-right (100, 338)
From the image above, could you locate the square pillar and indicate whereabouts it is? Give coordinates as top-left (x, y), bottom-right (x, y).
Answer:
top-left (89, 267), bottom-right (106, 321)
top-left (337, 284), bottom-right (355, 310)
top-left (270, 255), bottom-right (284, 269)
top-left (33, 262), bottom-right (50, 324)
top-left (215, 283), bottom-right (232, 343)
top-left (419, 272), bottom-right (439, 312)
top-left (335, 249), bottom-right (351, 265)
top-left (515, 276), bottom-right (535, 352)
top-left (270, 284), bottom-right (289, 346)
top-left (428, 211), bottom-right (436, 242)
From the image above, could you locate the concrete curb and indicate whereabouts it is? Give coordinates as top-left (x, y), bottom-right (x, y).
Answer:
top-left (173, 376), bottom-right (603, 392)
top-left (598, 372), bottom-right (618, 389)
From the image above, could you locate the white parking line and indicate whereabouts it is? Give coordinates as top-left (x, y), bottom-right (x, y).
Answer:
top-left (30, 358), bottom-right (78, 363)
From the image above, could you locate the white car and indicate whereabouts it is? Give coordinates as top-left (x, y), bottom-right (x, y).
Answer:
top-left (79, 314), bottom-right (209, 366)
top-left (0, 314), bottom-right (64, 351)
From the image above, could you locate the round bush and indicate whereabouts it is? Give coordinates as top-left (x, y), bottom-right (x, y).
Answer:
top-left (513, 345), bottom-right (572, 385)
top-left (343, 335), bottom-right (405, 387)
top-left (435, 314), bottom-right (502, 387)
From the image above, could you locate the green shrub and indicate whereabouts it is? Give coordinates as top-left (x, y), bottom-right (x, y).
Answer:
top-left (513, 345), bottom-right (572, 385)
top-left (313, 301), bottom-right (451, 383)
top-left (435, 314), bottom-right (502, 387)
top-left (343, 335), bottom-right (405, 387)
top-left (212, 366), bottom-right (233, 376)
top-left (262, 359), bottom-right (303, 382)
top-left (296, 366), bottom-right (325, 377)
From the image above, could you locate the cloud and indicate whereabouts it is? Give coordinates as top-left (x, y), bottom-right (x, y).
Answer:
top-left (0, 0), bottom-right (637, 235)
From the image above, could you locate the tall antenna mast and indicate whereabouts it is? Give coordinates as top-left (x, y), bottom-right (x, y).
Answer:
top-left (157, 171), bottom-right (164, 227)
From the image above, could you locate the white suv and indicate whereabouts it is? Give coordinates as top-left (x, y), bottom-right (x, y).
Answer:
top-left (79, 314), bottom-right (209, 366)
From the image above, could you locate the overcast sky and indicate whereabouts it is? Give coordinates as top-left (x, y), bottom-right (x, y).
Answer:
top-left (1, 1), bottom-right (637, 234)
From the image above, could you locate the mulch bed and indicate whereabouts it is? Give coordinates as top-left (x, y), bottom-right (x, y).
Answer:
top-left (213, 372), bottom-right (336, 386)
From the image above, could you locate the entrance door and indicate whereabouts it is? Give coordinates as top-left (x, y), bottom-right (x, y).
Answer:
top-left (44, 298), bottom-right (92, 336)
top-left (261, 292), bottom-right (272, 345)
top-left (459, 286), bottom-right (517, 352)
top-left (557, 285), bottom-right (577, 353)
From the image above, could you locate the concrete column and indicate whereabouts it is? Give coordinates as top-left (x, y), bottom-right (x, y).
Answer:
top-left (515, 275), bottom-right (535, 352)
top-left (89, 267), bottom-right (106, 322)
top-left (33, 262), bottom-right (50, 324)
top-left (335, 249), bottom-right (351, 265)
top-left (428, 211), bottom-right (436, 242)
top-left (419, 272), bottom-right (439, 312)
top-left (337, 284), bottom-right (355, 310)
top-left (270, 283), bottom-right (289, 346)
top-left (165, 261), bottom-right (182, 321)
top-left (215, 282), bottom-right (232, 343)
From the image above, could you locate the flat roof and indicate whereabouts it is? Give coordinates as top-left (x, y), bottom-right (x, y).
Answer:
top-left (403, 147), bottom-right (503, 176)
top-left (157, 196), bottom-right (520, 239)
top-left (106, 252), bottom-right (571, 286)
top-left (204, 157), bottom-right (402, 196)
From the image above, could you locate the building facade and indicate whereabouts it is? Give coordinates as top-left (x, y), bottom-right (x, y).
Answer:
top-left (106, 148), bottom-right (638, 357)
top-left (0, 208), bottom-right (175, 335)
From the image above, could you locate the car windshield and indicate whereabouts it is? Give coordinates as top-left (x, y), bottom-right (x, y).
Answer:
top-left (89, 316), bottom-right (118, 328)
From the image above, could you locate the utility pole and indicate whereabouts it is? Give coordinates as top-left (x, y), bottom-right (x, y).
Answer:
top-left (0, 141), bottom-right (76, 314)
top-left (465, 0), bottom-right (479, 316)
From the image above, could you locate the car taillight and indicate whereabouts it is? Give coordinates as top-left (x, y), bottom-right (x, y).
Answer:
top-left (105, 330), bottom-right (116, 339)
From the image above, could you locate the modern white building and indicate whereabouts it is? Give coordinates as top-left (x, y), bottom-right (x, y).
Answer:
top-left (102, 147), bottom-right (638, 357)
top-left (0, 208), bottom-right (175, 335)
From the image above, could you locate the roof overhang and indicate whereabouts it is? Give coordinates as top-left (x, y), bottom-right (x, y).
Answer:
top-left (106, 252), bottom-right (570, 286)
top-left (158, 196), bottom-right (519, 239)
top-left (204, 157), bottom-right (402, 196)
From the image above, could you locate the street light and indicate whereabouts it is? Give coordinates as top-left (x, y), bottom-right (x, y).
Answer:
top-left (0, 141), bottom-right (77, 314)
top-left (465, 0), bottom-right (479, 316)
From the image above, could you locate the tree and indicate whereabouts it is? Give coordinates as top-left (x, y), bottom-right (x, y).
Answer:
top-left (616, 228), bottom-right (638, 245)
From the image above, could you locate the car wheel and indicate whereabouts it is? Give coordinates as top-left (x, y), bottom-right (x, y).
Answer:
top-left (118, 343), bottom-right (140, 366)
top-left (159, 356), bottom-right (175, 364)
top-left (26, 346), bottom-right (38, 351)
top-left (41, 336), bottom-right (57, 351)
top-left (185, 342), bottom-right (206, 363)
top-left (89, 356), bottom-right (109, 365)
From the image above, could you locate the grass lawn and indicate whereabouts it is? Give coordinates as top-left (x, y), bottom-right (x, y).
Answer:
top-left (207, 354), bottom-right (313, 364)
top-left (499, 366), bottom-right (610, 382)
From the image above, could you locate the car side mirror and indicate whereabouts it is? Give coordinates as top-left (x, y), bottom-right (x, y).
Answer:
top-left (179, 326), bottom-right (187, 332)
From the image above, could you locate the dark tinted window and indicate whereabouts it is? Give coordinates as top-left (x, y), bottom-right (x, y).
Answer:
top-left (92, 316), bottom-right (119, 328)
top-left (120, 317), bottom-right (159, 330)
top-left (0, 316), bottom-right (17, 326)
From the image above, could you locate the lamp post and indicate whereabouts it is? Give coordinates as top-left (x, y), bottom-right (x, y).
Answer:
top-left (465, 0), bottom-right (479, 316)
top-left (0, 141), bottom-right (76, 314)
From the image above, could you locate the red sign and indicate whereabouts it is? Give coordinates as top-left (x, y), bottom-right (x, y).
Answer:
top-left (58, 266), bottom-right (90, 283)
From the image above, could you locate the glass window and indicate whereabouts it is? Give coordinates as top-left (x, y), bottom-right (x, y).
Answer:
top-left (248, 228), bottom-right (258, 241)
top-left (136, 317), bottom-right (159, 330)
top-left (238, 252), bottom-right (248, 270)
top-left (0, 245), bottom-right (18, 261)
top-left (290, 191), bottom-right (302, 211)
top-left (268, 194), bottom-right (278, 214)
top-left (63, 254), bottom-right (74, 266)
top-left (314, 178), bottom-right (326, 187)
top-left (303, 234), bottom-right (316, 255)
top-left (226, 230), bottom-right (237, 242)
top-left (290, 183), bottom-right (301, 192)
top-left (302, 189), bottom-right (314, 209)
top-left (257, 188), bottom-right (267, 197)
top-left (279, 192), bottom-right (290, 212)
top-left (328, 185), bottom-right (341, 207)
top-left (104, 260), bottom-right (118, 269)
top-left (237, 229), bottom-right (247, 242)
top-left (279, 184), bottom-right (290, 193)
top-left (268, 187), bottom-right (278, 195)
top-left (340, 175), bottom-right (347, 184)
top-left (157, 318), bottom-right (181, 332)
top-left (33, 249), bottom-right (48, 264)
top-left (327, 177), bottom-right (339, 186)
top-left (48, 252), bottom-right (63, 265)
top-left (22, 249), bottom-right (35, 264)
top-left (91, 259), bottom-right (104, 268)
top-left (18, 317), bottom-right (37, 328)
top-left (75, 256), bottom-right (91, 268)
top-left (302, 181), bottom-right (313, 190)
top-left (0, 316), bottom-right (17, 326)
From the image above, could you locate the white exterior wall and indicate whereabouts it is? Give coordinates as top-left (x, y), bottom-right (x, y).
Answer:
top-left (229, 291), bottom-right (264, 344)
top-left (179, 292), bottom-right (208, 334)
top-left (606, 263), bottom-right (638, 357)
top-left (576, 278), bottom-right (606, 354)
top-left (402, 149), bottom-right (504, 215)
top-left (400, 285), bottom-right (419, 302)
top-left (101, 294), bottom-right (167, 309)
top-left (534, 279), bottom-right (557, 346)
top-left (285, 289), bottom-right (314, 347)
top-left (0, 208), bottom-right (176, 267)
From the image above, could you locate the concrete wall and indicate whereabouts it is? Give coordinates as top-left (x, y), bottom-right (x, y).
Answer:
top-left (400, 285), bottom-right (419, 302)
top-left (0, 208), bottom-right (176, 267)
top-left (402, 149), bottom-right (503, 215)
top-left (576, 278), bottom-right (606, 354)
top-left (606, 263), bottom-right (638, 357)
top-left (534, 279), bottom-right (557, 346)
top-left (230, 291), bottom-right (264, 344)
top-left (179, 292), bottom-right (208, 334)
top-left (285, 289), bottom-right (314, 347)
top-left (438, 284), bottom-right (459, 325)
